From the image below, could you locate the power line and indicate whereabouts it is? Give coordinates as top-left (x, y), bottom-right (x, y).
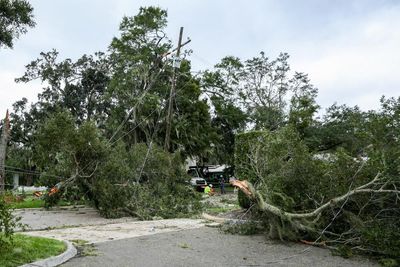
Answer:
top-left (72, 71), bottom-right (202, 184)
top-left (110, 72), bottom-right (201, 146)
top-left (4, 169), bottom-right (53, 178)
top-left (5, 60), bottom-right (200, 191)
top-left (0, 165), bottom-right (64, 179)
top-left (191, 52), bottom-right (214, 69)
top-left (165, 26), bottom-right (190, 151)
top-left (67, 60), bottom-right (173, 175)
top-left (108, 62), bottom-right (170, 144)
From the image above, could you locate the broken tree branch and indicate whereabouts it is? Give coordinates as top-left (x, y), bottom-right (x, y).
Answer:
top-left (231, 172), bottom-right (398, 223)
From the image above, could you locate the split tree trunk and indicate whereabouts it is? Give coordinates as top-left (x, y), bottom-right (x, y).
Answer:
top-left (0, 110), bottom-right (10, 193)
top-left (230, 172), bottom-right (397, 236)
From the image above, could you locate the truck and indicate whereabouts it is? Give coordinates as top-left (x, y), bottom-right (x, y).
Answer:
top-left (187, 165), bottom-right (232, 188)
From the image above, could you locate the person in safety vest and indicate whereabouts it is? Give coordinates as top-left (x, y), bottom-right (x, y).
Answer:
top-left (204, 184), bottom-right (214, 196)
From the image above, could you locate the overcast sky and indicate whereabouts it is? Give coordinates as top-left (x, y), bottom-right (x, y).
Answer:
top-left (1, 0), bottom-right (399, 116)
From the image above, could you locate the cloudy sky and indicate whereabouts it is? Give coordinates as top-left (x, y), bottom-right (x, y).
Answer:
top-left (1, 0), bottom-right (399, 116)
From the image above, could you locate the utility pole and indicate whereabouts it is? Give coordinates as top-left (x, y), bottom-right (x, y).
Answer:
top-left (0, 110), bottom-right (10, 193)
top-left (164, 27), bottom-right (185, 151)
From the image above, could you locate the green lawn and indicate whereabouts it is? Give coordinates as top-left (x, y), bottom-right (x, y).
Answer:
top-left (209, 185), bottom-right (236, 193)
top-left (0, 234), bottom-right (66, 267)
top-left (9, 198), bottom-right (44, 209)
top-left (9, 196), bottom-right (84, 209)
top-left (203, 200), bottom-right (241, 215)
top-left (205, 205), bottom-right (239, 214)
top-left (224, 185), bottom-right (236, 193)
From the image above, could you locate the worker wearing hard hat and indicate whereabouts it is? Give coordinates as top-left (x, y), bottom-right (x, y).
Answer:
top-left (204, 184), bottom-right (214, 196)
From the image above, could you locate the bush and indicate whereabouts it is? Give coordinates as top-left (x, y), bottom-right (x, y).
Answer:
top-left (0, 194), bottom-right (22, 248)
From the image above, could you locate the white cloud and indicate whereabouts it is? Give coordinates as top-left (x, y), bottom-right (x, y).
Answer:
top-left (291, 5), bottom-right (400, 111)
top-left (0, 71), bottom-right (39, 112)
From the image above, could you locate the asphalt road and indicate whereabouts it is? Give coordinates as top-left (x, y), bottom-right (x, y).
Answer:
top-left (61, 227), bottom-right (378, 267)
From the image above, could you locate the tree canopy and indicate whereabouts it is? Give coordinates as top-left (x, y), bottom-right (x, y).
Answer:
top-left (0, 0), bottom-right (35, 49)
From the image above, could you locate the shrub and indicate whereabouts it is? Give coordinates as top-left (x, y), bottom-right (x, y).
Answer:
top-left (0, 194), bottom-right (22, 248)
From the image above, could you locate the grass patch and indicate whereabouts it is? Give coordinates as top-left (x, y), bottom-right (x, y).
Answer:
top-left (70, 239), bottom-right (98, 257)
top-left (0, 234), bottom-right (66, 267)
top-left (204, 204), bottom-right (240, 215)
top-left (223, 186), bottom-right (236, 193)
top-left (9, 198), bottom-right (44, 209)
top-left (80, 244), bottom-right (98, 257)
top-left (70, 239), bottom-right (89, 246)
top-left (178, 242), bottom-right (191, 249)
top-left (9, 196), bottom-right (85, 209)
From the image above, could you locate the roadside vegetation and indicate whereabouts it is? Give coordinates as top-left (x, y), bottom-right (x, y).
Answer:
top-left (4, 192), bottom-right (84, 209)
top-left (1, 194), bottom-right (66, 267)
top-left (0, 233), bottom-right (66, 267)
top-left (9, 198), bottom-right (79, 209)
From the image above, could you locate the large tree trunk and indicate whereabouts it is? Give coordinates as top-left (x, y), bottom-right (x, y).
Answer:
top-left (0, 110), bottom-right (10, 193)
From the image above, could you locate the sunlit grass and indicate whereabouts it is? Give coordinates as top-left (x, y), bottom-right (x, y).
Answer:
top-left (9, 196), bottom-right (84, 209)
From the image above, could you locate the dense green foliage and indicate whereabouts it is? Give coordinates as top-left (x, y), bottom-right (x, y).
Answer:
top-left (92, 143), bottom-right (202, 219)
top-left (5, 7), bottom-right (208, 219)
top-left (30, 110), bottom-right (201, 218)
top-left (0, 0), bottom-right (35, 48)
top-left (234, 99), bottom-right (400, 259)
top-left (201, 52), bottom-right (318, 164)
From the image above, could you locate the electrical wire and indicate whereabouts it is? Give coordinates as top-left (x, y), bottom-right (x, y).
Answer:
top-left (0, 164), bottom-right (63, 178)
top-left (69, 71), bottom-right (202, 183)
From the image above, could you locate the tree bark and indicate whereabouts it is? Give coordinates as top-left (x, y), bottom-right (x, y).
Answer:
top-left (0, 110), bottom-right (10, 193)
top-left (231, 172), bottom-right (397, 227)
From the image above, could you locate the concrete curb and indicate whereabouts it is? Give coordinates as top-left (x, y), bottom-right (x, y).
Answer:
top-left (21, 240), bottom-right (77, 267)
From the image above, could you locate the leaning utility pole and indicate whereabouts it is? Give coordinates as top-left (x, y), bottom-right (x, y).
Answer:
top-left (164, 27), bottom-right (185, 151)
top-left (0, 110), bottom-right (10, 193)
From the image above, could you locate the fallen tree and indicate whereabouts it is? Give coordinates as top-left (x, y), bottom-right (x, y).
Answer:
top-left (234, 126), bottom-right (400, 259)
top-left (231, 172), bottom-right (399, 239)
top-left (34, 111), bottom-right (202, 219)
